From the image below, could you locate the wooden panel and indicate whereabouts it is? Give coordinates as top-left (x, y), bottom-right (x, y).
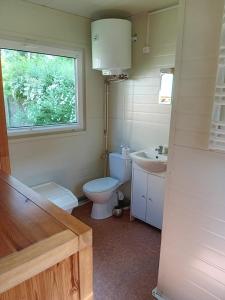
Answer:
top-left (0, 254), bottom-right (80, 300)
top-left (0, 175), bottom-right (67, 257)
top-left (0, 56), bottom-right (10, 175)
top-left (0, 230), bottom-right (78, 294)
top-left (157, 1), bottom-right (225, 299)
top-left (0, 172), bottom-right (93, 299)
top-left (0, 172), bottom-right (92, 250)
top-left (78, 246), bottom-right (93, 300)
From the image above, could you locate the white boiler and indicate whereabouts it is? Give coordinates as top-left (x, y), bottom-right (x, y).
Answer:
top-left (91, 18), bottom-right (132, 75)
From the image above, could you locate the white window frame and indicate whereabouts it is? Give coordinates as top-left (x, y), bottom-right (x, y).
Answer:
top-left (0, 39), bottom-right (85, 137)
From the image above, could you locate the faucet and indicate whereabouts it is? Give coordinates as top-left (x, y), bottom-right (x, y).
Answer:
top-left (155, 145), bottom-right (163, 155)
top-left (155, 145), bottom-right (168, 155)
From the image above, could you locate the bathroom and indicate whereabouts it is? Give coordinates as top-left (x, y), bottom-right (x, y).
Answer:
top-left (8, 6), bottom-right (176, 210)
top-left (1, 1), bottom-right (225, 300)
top-left (0, 1), bottom-right (177, 298)
top-left (1, 5), bottom-right (177, 219)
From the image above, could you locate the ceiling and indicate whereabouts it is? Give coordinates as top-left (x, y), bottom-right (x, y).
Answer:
top-left (23, 0), bottom-right (179, 19)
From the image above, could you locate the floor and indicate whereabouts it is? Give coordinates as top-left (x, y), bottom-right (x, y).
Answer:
top-left (73, 203), bottom-right (161, 300)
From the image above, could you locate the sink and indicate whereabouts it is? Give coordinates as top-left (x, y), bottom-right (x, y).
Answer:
top-left (130, 149), bottom-right (167, 173)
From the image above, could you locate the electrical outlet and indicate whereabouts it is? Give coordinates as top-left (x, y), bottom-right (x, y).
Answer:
top-left (143, 46), bottom-right (150, 54)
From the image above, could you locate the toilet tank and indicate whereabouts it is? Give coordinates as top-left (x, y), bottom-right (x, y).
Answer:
top-left (109, 153), bottom-right (132, 184)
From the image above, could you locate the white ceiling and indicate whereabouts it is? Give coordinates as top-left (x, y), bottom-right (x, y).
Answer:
top-left (23, 0), bottom-right (179, 19)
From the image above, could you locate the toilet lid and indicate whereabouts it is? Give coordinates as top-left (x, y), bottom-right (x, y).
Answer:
top-left (83, 177), bottom-right (119, 193)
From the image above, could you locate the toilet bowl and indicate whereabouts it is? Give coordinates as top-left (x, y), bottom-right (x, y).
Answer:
top-left (83, 153), bottom-right (132, 219)
top-left (83, 177), bottom-right (119, 219)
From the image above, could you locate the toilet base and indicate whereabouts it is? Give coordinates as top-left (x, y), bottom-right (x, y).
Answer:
top-left (91, 193), bottom-right (118, 219)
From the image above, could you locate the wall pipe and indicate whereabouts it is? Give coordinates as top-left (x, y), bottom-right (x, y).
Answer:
top-left (103, 74), bottom-right (128, 177)
top-left (103, 79), bottom-right (110, 177)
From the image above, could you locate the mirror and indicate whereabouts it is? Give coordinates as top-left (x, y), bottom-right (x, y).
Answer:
top-left (159, 68), bottom-right (174, 105)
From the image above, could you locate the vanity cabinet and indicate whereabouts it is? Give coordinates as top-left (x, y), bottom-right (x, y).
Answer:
top-left (131, 164), bottom-right (165, 229)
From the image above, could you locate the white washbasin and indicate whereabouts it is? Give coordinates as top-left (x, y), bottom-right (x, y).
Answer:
top-left (130, 149), bottom-right (167, 173)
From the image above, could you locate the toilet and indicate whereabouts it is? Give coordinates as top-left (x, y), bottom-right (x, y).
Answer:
top-left (83, 152), bottom-right (132, 219)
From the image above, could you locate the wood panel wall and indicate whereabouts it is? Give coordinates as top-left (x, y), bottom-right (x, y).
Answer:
top-left (0, 56), bottom-right (10, 174)
top-left (157, 1), bottom-right (225, 299)
top-left (0, 254), bottom-right (80, 300)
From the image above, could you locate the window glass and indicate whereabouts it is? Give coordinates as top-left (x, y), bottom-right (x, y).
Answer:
top-left (1, 49), bottom-right (77, 129)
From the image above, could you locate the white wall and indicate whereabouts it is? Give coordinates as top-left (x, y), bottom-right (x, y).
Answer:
top-left (0, 0), bottom-right (104, 195)
top-left (157, 1), bottom-right (225, 299)
top-left (109, 8), bottom-right (178, 152)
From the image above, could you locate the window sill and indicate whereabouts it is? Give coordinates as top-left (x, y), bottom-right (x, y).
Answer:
top-left (8, 124), bottom-right (86, 142)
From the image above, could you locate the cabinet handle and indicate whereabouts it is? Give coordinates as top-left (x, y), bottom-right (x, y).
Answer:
top-left (149, 198), bottom-right (153, 201)
top-left (141, 195), bottom-right (145, 199)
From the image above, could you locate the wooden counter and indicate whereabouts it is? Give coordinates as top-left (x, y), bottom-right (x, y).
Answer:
top-left (0, 171), bottom-right (93, 300)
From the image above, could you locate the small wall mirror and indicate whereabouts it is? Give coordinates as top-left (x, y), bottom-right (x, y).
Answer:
top-left (159, 68), bottom-right (174, 105)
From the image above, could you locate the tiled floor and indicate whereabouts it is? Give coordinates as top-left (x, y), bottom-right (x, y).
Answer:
top-left (72, 203), bottom-right (161, 300)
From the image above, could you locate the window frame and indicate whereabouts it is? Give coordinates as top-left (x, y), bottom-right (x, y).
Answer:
top-left (0, 39), bottom-right (85, 137)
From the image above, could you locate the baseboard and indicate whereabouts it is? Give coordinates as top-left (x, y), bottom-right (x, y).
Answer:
top-left (77, 195), bottom-right (88, 202)
top-left (152, 287), bottom-right (169, 300)
top-left (77, 195), bottom-right (90, 206)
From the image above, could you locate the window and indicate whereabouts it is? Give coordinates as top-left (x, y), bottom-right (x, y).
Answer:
top-left (0, 40), bottom-right (84, 136)
top-left (159, 68), bottom-right (174, 105)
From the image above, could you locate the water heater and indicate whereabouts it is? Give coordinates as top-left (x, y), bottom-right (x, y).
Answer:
top-left (91, 19), bottom-right (132, 76)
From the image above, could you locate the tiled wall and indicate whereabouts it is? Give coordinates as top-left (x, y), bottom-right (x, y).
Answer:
top-left (157, 1), bottom-right (225, 299)
top-left (109, 7), bottom-right (178, 152)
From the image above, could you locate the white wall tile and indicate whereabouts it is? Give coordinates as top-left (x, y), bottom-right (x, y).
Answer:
top-left (109, 8), bottom-right (178, 154)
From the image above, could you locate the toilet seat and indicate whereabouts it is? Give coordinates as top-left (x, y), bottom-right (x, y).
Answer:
top-left (83, 177), bottom-right (119, 193)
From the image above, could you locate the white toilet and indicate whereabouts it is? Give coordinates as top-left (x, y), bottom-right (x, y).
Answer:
top-left (83, 153), bottom-right (132, 219)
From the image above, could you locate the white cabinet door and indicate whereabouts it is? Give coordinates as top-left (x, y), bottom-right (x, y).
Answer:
top-left (131, 168), bottom-right (148, 221)
top-left (146, 174), bottom-right (165, 229)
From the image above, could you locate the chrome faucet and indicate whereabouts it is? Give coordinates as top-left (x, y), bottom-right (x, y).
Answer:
top-left (155, 145), bottom-right (163, 155)
top-left (155, 145), bottom-right (168, 155)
